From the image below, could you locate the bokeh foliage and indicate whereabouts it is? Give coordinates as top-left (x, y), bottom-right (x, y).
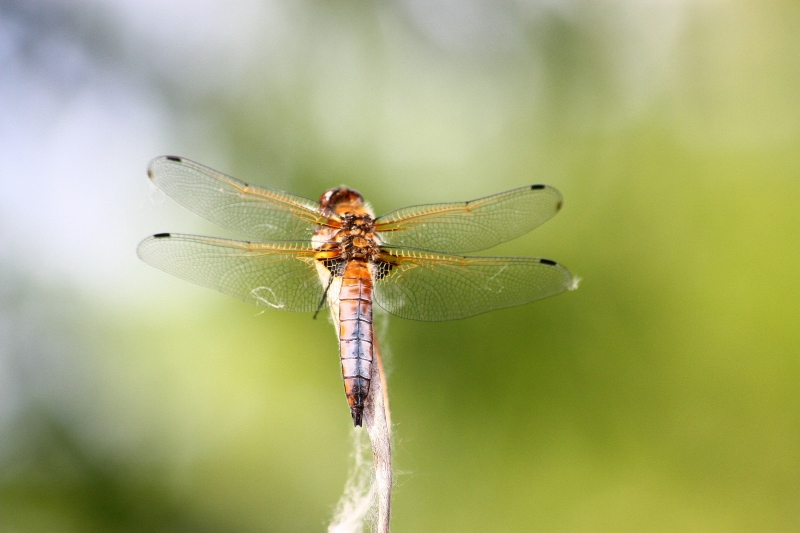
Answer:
top-left (1, 1), bottom-right (799, 531)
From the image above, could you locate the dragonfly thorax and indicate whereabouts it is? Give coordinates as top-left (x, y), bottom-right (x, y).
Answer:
top-left (335, 213), bottom-right (380, 261)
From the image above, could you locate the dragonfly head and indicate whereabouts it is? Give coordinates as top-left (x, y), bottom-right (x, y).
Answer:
top-left (320, 186), bottom-right (366, 215)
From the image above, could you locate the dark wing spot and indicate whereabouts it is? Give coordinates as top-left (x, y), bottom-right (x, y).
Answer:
top-left (372, 259), bottom-right (394, 280)
top-left (147, 169), bottom-right (153, 179)
top-left (153, 233), bottom-right (171, 238)
top-left (322, 258), bottom-right (346, 276)
top-left (556, 201), bottom-right (563, 210)
top-left (165, 156), bottom-right (182, 162)
top-left (531, 184), bottom-right (545, 190)
top-left (539, 259), bottom-right (557, 266)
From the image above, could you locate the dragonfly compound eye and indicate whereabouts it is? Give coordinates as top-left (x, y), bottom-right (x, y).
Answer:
top-left (320, 187), bottom-right (365, 211)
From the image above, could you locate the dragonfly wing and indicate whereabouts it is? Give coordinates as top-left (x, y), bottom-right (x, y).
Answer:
top-left (147, 156), bottom-right (331, 241)
top-left (372, 248), bottom-right (573, 321)
top-left (138, 234), bottom-right (326, 312)
top-left (375, 185), bottom-right (563, 253)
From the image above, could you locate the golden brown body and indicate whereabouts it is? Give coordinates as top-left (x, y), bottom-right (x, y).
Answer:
top-left (316, 186), bottom-right (381, 426)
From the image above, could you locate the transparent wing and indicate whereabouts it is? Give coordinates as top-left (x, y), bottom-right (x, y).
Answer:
top-left (147, 156), bottom-right (332, 241)
top-left (137, 233), bottom-right (326, 312)
top-left (375, 184), bottom-right (563, 253)
top-left (373, 248), bottom-right (573, 321)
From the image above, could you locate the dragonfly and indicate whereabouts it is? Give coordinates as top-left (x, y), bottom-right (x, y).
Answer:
top-left (138, 156), bottom-right (575, 426)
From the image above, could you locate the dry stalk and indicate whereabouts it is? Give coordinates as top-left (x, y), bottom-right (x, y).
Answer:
top-left (327, 314), bottom-right (392, 533)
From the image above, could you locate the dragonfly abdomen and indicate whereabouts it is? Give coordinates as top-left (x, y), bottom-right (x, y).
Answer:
top-left (338, 260), bottom-right (374, 427)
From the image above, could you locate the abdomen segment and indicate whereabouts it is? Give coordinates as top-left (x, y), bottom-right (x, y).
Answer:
top-left (338, 260), bottom-right (374, 426)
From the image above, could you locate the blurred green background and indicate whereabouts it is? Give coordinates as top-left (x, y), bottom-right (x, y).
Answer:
top-left (1, 1), bottom-right (799, 531)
